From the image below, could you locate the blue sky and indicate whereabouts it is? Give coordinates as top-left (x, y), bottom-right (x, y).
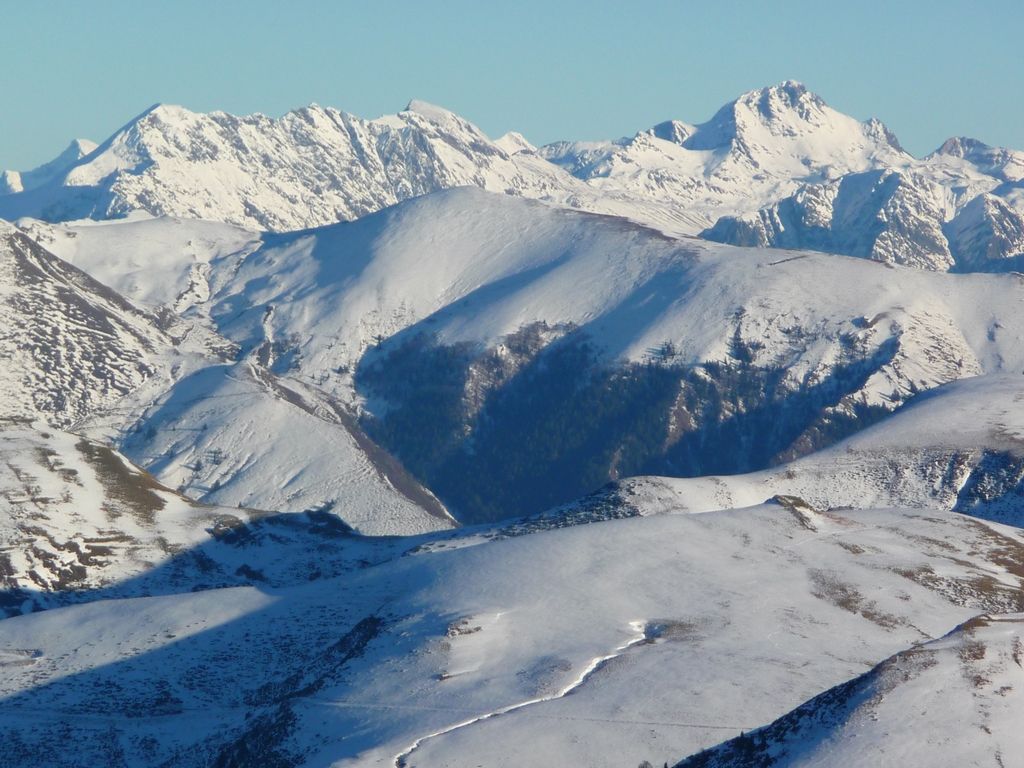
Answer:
top-left (2, 0), bottom-right (1022, 170)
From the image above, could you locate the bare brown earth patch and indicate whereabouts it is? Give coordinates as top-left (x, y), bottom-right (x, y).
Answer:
top-left (75, 438), bottom-right (168, 525)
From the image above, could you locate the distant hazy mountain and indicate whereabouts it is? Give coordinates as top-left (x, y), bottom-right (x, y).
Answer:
top-left (4, 82), bottom-right (1023, 271)
top-left (542, 81), bottom-right (911, 233)
top-left (695, 109), bottom-right (1024, 272)
top-left (0, 139), bottom-right (97, 194)
top-left (0, 100), bottom-right (595, 232)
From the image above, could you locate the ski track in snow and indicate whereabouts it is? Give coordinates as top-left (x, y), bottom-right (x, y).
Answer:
top-left (394, 621), bottom-right (653, 767)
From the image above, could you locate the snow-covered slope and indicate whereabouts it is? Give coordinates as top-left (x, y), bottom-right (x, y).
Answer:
top-left (0, 217), bottom-right (225, 429)
top-left (35, 188), bottom-right (1019, 410)
top-left (629, 372), bottom-right (1024, 526)
top-left (16, 190), bottom-right (1024, 521)
top-left (928, 136), bottom-right (1024, 185)
top-left (99, 361), bottom-right (453, 532)
top-left (222, 191), bottom-right (1024, 443)
top-left (0, 217), bottom-right (451, 533)
top-left (14, 214), bottom-right (262, 312)
top-left (0, 420), bottom-right (440, 617)
top-left (677, 613), bottom-right (1024, 767)
top-left (702, 168), bottom-right (956, 270)
top-left (1, 495), bottom-right (1022, 767)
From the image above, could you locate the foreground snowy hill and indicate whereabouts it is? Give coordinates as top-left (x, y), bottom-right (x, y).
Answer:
top-left (3, 353), bottom-right (1023, 764)
top-left (1, 494), bottom-right (1022, 767)
top-left (677, 613), bottom-right (1024, 767)
top-left (4, 81), bottom-right (1023, 269)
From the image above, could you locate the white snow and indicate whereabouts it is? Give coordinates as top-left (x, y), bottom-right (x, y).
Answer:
top-left (1, 499), bottom-right (1022, 766)
top-left (2, 82), bottom-right (1024, 767)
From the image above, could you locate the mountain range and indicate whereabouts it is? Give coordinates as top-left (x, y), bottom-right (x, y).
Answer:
top-left (3, 81), bottom-right (1023, 271)
top-left (1, 82), bottom-right (1024, 767)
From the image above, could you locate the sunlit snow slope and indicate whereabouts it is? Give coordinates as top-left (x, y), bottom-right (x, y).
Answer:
top-left (15, 189), bottom-right (1024, 522)
top-left (1, 495), bottom-right (1022, 767)
top-left (0, 217), bottom-right (451, 534)
top-left (677, 614), bottom-right (1024, 767)
top-left (24, 188), bottom-right (1024, 409)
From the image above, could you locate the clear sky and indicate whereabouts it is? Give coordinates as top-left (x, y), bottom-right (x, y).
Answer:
top-left (2, 0), bottom-right (1022, 171)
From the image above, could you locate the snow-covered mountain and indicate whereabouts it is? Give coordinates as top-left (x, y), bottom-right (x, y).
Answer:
top-left (702, 168), bottom-right (956, 270)
top-left (4, 339), bottom-right (1024, 764)
top-left (29, 189), bottom-right (1024, 403)
top-left (5, 82), bottom-right (1024, 767)
top-left (93, 360), bottom-right (453, 533)
top-left (0, 100), bottom-right (596, 232)
top-left (0, 217), bottom-right (451, 533)
top-left (586, 371), bottom-right (1024, 529)
top-left (542, 81), bottom-right (911, 234)
top-left (17, 189), bottom-right (1024, 523)
top-left (5, 80), bottom-right (1023, 268)
top-left (0, 139), bottom-right (97, 195)
top-left (702, 135), bottom-right (1024, 271)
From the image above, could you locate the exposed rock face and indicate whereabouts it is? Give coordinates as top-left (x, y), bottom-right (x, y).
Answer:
top-left (946, 193), bottom-right (1024, 271)
top-left (703, 169), bottom-right (956, 271)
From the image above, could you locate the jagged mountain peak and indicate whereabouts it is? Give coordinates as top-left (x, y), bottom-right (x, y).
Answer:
top-left (4, 84), bottom-right (1018, 247)
top-left (403, 99), bottom-right (458, 121)
top-left (684, 80), bottom-right (905, 156)
top-left (682, 81), bottom-right (818, 148)
top-left (647, 119), bottom-right (696, 146)
top-left (0, 138), bottom-right (99, 195)
top-left (0, 97), bottom-right (571, 231)
top-left (736, 79), bottom-right (824, 117)
top-left (59, 138), bottom-right (99, 162)
top-left (494, 131), bottom-right (536, 155)
top-left (926, 135), bottom-right (1024, 184)
top-left (933, 135), bottom-right (992, 158)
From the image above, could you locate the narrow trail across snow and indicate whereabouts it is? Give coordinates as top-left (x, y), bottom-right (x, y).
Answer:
top-left (393, 621), bottom-right (650, 768)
